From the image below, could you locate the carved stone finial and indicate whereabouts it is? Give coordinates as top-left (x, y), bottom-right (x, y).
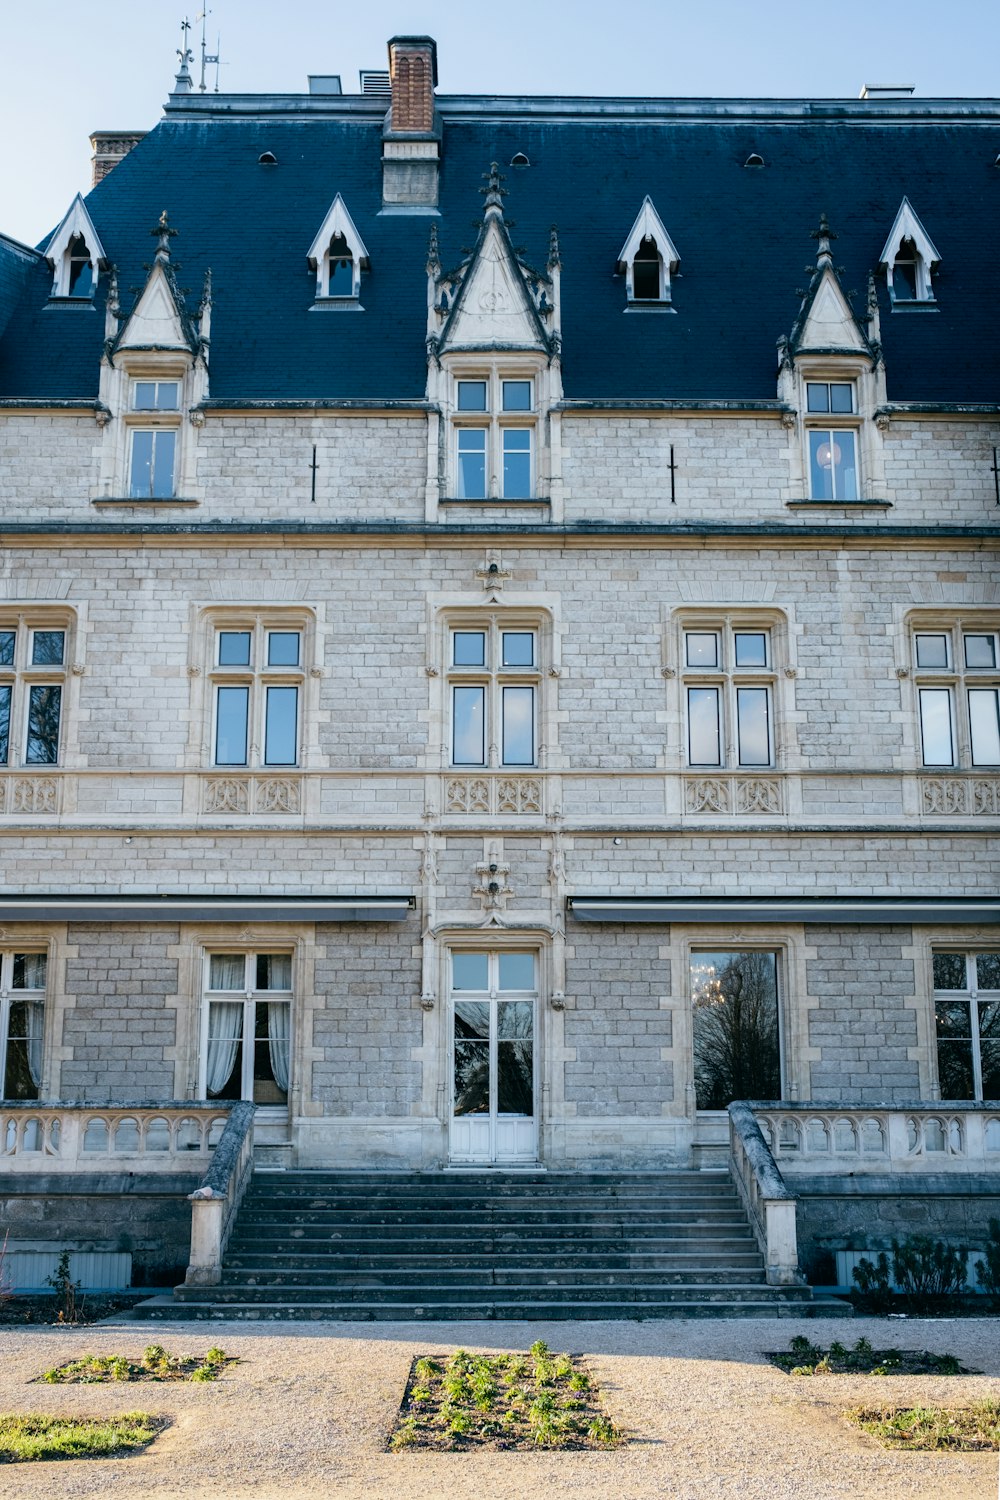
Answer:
top-left (548, 225), bottom-right (561, 270)
top-left (199, 266), bottom-right (212, 312)
top-left (152, 211), bottom-right (178, 263)
top-left (811, 213), bottom-right (836, 267)
top-left (479, 162), bottom-right (508, 214)
top-left (426, 222), bottom-right (440, 275)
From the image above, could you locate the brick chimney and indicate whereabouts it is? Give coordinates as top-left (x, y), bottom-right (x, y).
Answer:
top-left (90, 132), bottom-right (146, 187)
top-left (382, 36), bottom-right (440, 211)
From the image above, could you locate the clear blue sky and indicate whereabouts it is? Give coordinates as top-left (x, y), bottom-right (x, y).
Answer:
top-left (4, 0), bottom-right (998, 244)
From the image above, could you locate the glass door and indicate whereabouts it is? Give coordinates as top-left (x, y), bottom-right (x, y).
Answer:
top-left (449, 950), bottom-right (537, 1163)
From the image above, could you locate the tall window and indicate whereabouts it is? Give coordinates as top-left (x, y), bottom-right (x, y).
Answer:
top-left (0, 623), bottom-right (66, 767)
top-left (128, 380), bottom-right (179, 499)
top-left (806, 381), bottom-right (859, 500)
top-left (211, 624), bottom-right (303, 767)
top-left (202, 952), bottom-right (291, 1106)
top-left (0, 951), bottom-right (46, 1100)
top-left (326, 233), bottom-right (355, 297)
top-left (933, 951), bottom-right (999, 1100)
top-left (449, 623), bottom-right (538, 768)
top-left (684, 625), bottom-right (774, 768)
top-left (690, 950), bottom-right (782, 1109)
top-left (66, 235), bottom-right (95, 298)
top-left (453, 376), bottom-right (534, 500)
top-left (914, 626), bottom-right (1000, 768)
top-left (631, 237), bottom-right (664, 300)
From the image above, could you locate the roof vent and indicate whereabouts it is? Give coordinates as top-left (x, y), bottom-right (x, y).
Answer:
top-left (510, 151), bottom-right (530, 167)
top-left (258, 151), bottom-right (277, 165)
top-left (859, 84), bottom-right (915, 99)
top-left (360, 69), bottom-right (391, 96)
top-left (308, 75), bottom-right (342, 95)
top-left (743, 152), bottom-right (765, 167)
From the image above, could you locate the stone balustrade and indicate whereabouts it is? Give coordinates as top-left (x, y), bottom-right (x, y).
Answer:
top-left (727, 1101), bottom-right (801, 1286)
top-left (753, 1102), bottom-right (1000, 1176)
top-left (0, 1102), bottom-right (232, 1173)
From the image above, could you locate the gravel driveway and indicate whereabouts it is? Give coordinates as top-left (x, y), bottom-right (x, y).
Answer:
top-left (0, 1315), bottom-right (996, 1499)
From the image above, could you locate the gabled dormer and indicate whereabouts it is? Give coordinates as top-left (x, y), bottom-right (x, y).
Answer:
top-left (306, 194), bottom-right (369, 308)
top-left (879, 197), bottom-right (941, 306)
top-left (616, 197), bottom-right (681, 308)
top-left (425, 165), bottom-right (562, 514)
top-left (95, 214), bottom-right (210, 505)
top-left (777, 217), bottom-right (887, 507)
top-left (43, 195), bottom-right (107, 301)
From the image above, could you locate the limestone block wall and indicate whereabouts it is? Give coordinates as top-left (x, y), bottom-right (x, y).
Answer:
top-left (805, 926), bottom-right (921, 1102)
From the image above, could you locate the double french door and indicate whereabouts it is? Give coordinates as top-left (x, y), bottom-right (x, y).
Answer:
top-left (449, 950), bottom-right (537, 1163)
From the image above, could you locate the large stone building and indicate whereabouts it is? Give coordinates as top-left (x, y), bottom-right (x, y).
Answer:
top-left (0, 36), bottom-right (997, 1309)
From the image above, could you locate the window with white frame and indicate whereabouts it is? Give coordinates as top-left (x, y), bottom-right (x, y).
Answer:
top-left (453, 375), bottom-right (534, 500)
top-left (0, 622), bottom-right (67, 767)
top-left (683, 625), bottom-right (775, 768)
top-left (913, 625), bottom-right (1000, 768)
top-left (127, 379), bottom-right (180, 499)
top-left (805, 380), bottom-right (859, 501)
top-left (306, 193), bottom-right (369, 303)
top-left (880, 198), bottom-right (940, 307)
top-left (0, 950), bottom-right (46, 1100)
top-left (202, 951), bottom-right (292, 1106)
top-left (210, 622), bottom-right (304, 768)
top-left (932, 950), bottom-right (999, 1100)
top-left (449, 621), bottom-right (540, 768)
top-left (616, 196), bottom-right (681, 306)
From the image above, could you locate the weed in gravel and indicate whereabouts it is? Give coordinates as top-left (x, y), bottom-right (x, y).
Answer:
top-left (41, 1346), bottom-right (236, 1384)
top-left (770, 1336), bottom-right (975, 1377)
top-left (0, 1412), bottom-right (162, 1462)
top-left (848, 1400), bottom-right (1000, 1451)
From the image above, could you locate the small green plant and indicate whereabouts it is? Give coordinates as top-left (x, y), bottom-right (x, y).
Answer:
top-left (852, 1251), bottom-right (893, 1311)
top-left (848, 1399), bottom-right (1000, 1452)
top-left (891, 1235), bottom-right (967, 1298)
top-left (45, 1251), bottom-right (81, 1325)
top-left (770, 1337), bottom-right (974, 1377)
top-left (975, 1217), bottom-right (1000, 1301)
top-left (0, 1412), bottom-right (161, 1462)
top-left (41, 1346), bottom-right (235, 1384)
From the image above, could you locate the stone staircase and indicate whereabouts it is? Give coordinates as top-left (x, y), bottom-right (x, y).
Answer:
top-left (136, 1169), bottom-right (851, 1321)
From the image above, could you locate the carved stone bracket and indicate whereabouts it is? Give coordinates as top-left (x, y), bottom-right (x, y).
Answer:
top-left (474, 858), bottom-right (513, 909)
top-left (475, 550), bottom-right (511, 591)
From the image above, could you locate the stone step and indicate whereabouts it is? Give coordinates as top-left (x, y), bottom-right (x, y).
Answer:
top-left (235, 1207), bottom-right (750, 1226)
top-left (229, 1221), bottom-right (756, 1245)
top-left (222, 1250), bottom-right (766, 1272)
top-left (174, 1279), bottom-right (801, 1307)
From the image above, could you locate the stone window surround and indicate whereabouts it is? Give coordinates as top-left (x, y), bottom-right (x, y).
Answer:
top-left (0, 928), bottom-right (63, 1099)
top-left (667, 606), bottom-right (797, 772)
top-left (198, 944), bottom-right (295, 1113)
top-left (445, 362), bottom-right (543, 501)
top-left (187, 605), bottom-right (321, 772)
top-left (908, 610), bottom-right (1000, 771)
top-left (0, 608), bottom-right (77, 770)
top-left (915, 929), bottom-right (998, 1101)
top-left (95, 351), bottom-right (201, 503)
top-left (786, 355), bottom-right (887, 504)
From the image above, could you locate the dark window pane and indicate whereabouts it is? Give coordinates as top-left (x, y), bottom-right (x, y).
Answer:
top-left (964, 634), bottom-right (996, 669)
top-left (12, 953), bottom-right (46, 989)
top-left (25, 685), bottom-right (61, 763)
top-left (806, 383), bottom-right (830, 413)
top-left (328, 235), bottom-right (354, 296)
top-left (980, 1041), bottom-right (1000, 1100)
top-left (264, 685), bottom-right (297, 765)
top-left (457, 381), bottom-right (487, 412)
top-left (218, 631), bottom-right (251, 666)
top-left (4, 999), bottom-right (40, 1100)
top-left (936, 1040), bottom-right (974, 1100)
top-left (0, 631), bottom-right (14, 666)
top-left (501, 685), bottom-right (534, 765)
top-left (892, 259), bottom-right (918, 299)
top-left (252, 1003), bottom-right (287, 1104)
top-left (453, 631), bottom-right (485, 666)
top-left (734, 632), bottom-right (767, 667)
top-left (256, 953), bottom-right (292, 990)
top-left (452, 953), bottom-right (489, 991)
top-left (31, 631), bottom-right (64, 666)
top-left (453, 685), bottom-right (485, 765)
top-left (632, 242), bottom-right (660, 299)
top-left (0, 685), bottom-right (9, 765)
top-left (691, 951), bottom-right (780, 1109)
top-left (453, 1040), bottom-right (489, 1114)
top-left (915, 633), bottom-right (949, 669)
top-left (497, 1039), bottom-right (533, 1113)
top-left (933, 952), bottom-right (968, 991)
top-left (935, 1000), bottom-right (972, 1039)
top-left (975, 954), bottom-right (1000, 991)
top-left (215, 685), bottom-right (249, 764)
top-left (502, 381), bottom-right (532, 411)
top-left (267, 632), bottom-right (300, 666)
top-left (830, 383), bottom-right (854, 413)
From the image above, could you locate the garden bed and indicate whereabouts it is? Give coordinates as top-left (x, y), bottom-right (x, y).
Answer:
top-left (848, 1401), bottom-right (1000, 1451)
top-left (770, 1335), bottom-right (975, 1377)
top-left (0, 1412), bottom-right (164, 1462)
top-left (39, 1344), bottom-right (235, 1384)
top-left (389, 1343), bottom-right (623, 1451)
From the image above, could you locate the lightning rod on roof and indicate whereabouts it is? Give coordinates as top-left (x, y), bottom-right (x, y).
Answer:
top-left (195, 9), bottom-right (224, 92)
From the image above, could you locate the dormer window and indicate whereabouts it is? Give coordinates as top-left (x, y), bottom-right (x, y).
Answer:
top-left (306, 194), bottom-right (369, 306)
top-left (43, 194), bottom-right (106, 301)
top-left (880, 198), bottom-right (940, 306)
top-left (617, 197), bottom-right (680, 307)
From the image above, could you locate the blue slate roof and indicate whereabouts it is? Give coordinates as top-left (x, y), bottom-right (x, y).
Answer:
top-left (1, 97), bottom-right (998, 402)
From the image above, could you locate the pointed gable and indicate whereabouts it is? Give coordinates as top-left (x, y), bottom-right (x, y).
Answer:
top-left (43, 194), bottom-right (107, 298)
top-left (879, 197), bottom-right (941, 273)
top-left (306, 194), bottom-right (369, 271)
top-left (616, 196), bottom-right (680, 274)
top-left (788, 217), bottom-right (874, 357)
top-left (112, 213), bottom-right (199, 355)
top-left (433, 164), bottom-right (555, 355)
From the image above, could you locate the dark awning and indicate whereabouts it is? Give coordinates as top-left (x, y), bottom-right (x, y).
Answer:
top-left (568, 896), bottom-right (1000, 926)
top-left (0, 895), bottom-right (413, 924)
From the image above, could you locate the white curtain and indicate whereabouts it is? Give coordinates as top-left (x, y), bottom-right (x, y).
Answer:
top-left (206, 1001), bottom-right (243, 1096)
top-left (208, 953), bottom-right (245, 990)
top-left (268, 1002), bottom-right (290, 1093)
top-left (259, 953), bottom-right (292, 990)
top-left (25, 1001), bottom-right (44, 1089)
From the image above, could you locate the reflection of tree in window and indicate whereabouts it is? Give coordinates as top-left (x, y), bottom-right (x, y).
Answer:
top-left (933, 951), bottom-right (1000, 1100)
top-left (453, 1000), bottom-right (489, 1114)
top-left (691, 951), bottom-right (780, 1109)
top-left (497, 1000), bottom-right (533, 1114)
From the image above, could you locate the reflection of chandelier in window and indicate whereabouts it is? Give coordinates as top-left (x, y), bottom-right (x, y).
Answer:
top-left (691, 963), bottom-right (724, 1007)
top-left (815, 438), bottom-right (842, 471)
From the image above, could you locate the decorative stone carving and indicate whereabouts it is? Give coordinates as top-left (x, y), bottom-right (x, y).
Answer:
top-left (475, 550), bottom-right (511, 590)
top-left (446, 777), bottom-right (491, 814)
top-left (203, 777), bottom-right (250, 814)
top-left (255, 778), bottom-right (301, 814)
top-left (686, 777), bottom-right (730, 814)
top-left (735, 777), bottom-right (782, 814)
top-left (445, 776), bottom-right (542, 815)
top-left (497, 777), bottom-right (541, 814)
top-left (922, 776), bottom-right (1000, 816)
top-left (0, 781), bottom-right (5, 814)
top-left (10, 778), bottom-right (59, 814)
top-left (474, 857), bottom-right (513, 909)
top-left (973, 779), bottom-right (1000, 816)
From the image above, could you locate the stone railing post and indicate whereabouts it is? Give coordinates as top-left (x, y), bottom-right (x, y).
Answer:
top-left (728, 1101), bottom-right (803, 1286)
top-left (184, 1100), bottom-right (255, 1287)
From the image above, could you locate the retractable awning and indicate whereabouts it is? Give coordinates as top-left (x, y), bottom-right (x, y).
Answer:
top-left (568, 896), bottom-right (1000, 926)
top-left (0, 895), bottom-right (413, 924)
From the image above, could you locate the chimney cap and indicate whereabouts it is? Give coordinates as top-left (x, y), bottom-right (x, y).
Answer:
top-left (387, 35), bottom-right (438, 85)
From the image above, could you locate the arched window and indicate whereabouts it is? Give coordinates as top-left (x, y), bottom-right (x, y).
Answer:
top-left (617, 197), bottom-right (680, 307)
top-left (632, 237), bottom-right (663, 300)
top-left (43, 195), bottom-right (106, 300)
top-left (67, 236), bottom-right (95, 297)
top-left (880, 199), bottom-right (940, 305)
top-left (327, 233), bottom-right (355, 297)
